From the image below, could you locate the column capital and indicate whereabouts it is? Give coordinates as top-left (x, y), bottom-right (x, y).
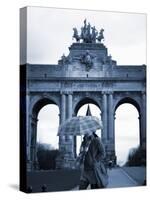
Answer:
top-left (102, 91), bottom-right (114, 95)
top-left (60, 91), bottom-right (66, 95)
top-left (141, 91), bottom-right (146, 96)
top-left (107, 91), bottom-right (114, 95)
top-left (101, 91), bottom-right (107, 95)
top-left (68, 91), bottom-right (73, 95)
top-left (62, 91), bottom-right (73, 95)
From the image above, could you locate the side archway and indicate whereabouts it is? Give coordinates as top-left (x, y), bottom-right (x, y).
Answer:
top-left (114, 97), bottom-right (141, 166)
top-left (29, 97), bottom-right (60, 170)
top-left (114, 97), bottom-right (141, 114)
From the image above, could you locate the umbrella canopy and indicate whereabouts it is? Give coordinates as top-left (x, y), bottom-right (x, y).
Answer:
top-left (58, 116), bottom-right (103, 136)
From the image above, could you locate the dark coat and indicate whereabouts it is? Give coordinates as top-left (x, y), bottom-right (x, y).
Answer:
top-left (79, 136), bottom-right (108, 187)
top-left (84, 137), bottom-right (105, 170)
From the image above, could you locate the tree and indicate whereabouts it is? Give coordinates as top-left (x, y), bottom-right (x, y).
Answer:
top-left (37, 143), bottom-right (59, 170)
top-left (125, 146), bottom-right (146, 166)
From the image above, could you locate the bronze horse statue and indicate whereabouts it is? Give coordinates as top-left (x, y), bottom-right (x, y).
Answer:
top-left (97, 28), bottom-right (104, 43)
top-left (73, 27), bottom-right (80, 42)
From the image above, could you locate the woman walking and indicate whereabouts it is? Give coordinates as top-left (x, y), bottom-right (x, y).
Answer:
top-left (77, 132), bottom-right (108, 189)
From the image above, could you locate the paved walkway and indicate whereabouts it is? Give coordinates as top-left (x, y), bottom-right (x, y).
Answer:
top-left (107, 168), bottom-right (138, 188)
top-left (72, 167), bottom-right (139, 190)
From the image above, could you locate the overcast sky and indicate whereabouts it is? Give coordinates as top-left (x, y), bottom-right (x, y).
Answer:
top-left (26, 7), bottom-right (145, 165)
top-left (23, 6), bottom-right (147, 65)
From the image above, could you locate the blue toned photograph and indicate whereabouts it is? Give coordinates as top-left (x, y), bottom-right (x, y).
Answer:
top-left (20, 6), bottom-right (146, 193)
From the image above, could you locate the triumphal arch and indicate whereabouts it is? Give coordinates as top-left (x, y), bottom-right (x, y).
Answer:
top-left (25, 20), bottom-right (146, 170)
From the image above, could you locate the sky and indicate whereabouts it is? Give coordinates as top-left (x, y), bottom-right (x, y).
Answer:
top-left (27, 7), bottom-right (146, 165)
top-left (21, 6), bottom-right (146, 65)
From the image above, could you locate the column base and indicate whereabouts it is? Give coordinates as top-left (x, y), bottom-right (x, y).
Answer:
top-left (57, 135), bottom-right (76, 169)
top-left (56, 152), bottom-right (76, 169)
top-left (105, 141), bottom-right (116, 167)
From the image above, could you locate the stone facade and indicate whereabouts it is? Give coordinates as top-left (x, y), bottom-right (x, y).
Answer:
top-left (25, 39), bottom-right (146, 171)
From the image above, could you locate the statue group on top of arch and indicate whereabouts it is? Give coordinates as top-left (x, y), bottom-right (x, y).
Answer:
top-left (73, 19), bottom-right (104, 43)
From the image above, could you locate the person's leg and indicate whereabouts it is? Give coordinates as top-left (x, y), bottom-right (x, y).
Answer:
top-left (79, 180), bottom-right (89, 190)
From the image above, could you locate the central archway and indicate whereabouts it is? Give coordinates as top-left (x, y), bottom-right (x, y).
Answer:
top-left (74, 97), bottom-right (102, 157)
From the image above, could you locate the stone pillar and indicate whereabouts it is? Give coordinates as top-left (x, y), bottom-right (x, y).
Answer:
top-left (27, 113), bottom-right (32, 171)
top-left (67, 92), bottom-right (73, 119)
top-left (57, 91), bottom-right (75, 169)
top-left (107, 92), bottom-right (116, 165)
top-left (26, 93), bottom-right (32, 171)
top-left (59, 92), bottom-right (67, 149)
top-left (141, 91), bottom-right (146, 149)
top-left (56, 92), bottom-right (66, 169)
top-left (108, 92), bottom-right (114, 141)
top-left (30, 115), bottom-right (39, 170)
top-left (66, 92), bottom-right (74, 156)
top-left (60, 92), bottom-right (66, 124)
top-left (67, 92), bottom-right (76, 167)
top-left (101, 92), bottom-right (107, 143)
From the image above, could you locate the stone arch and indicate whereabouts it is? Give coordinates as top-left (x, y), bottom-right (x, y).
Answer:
top-left (29, 96), bottom-right (60, 170)
top-left (29, 94), bottom-right (60, 116)
top-left (32, 97), bottom-right (58, 118)
top-left (74, 96), bottom-right (101, 116)
top-left (114, 96), bottom-right (141, 165)
top-left (114, 96), bottom-right (141, 114)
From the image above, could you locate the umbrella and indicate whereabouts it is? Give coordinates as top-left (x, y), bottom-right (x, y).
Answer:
top-left (58, 116), bottom-right (103, 136)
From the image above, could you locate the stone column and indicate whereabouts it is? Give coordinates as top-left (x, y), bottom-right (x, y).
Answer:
top-left (59, 92), bottom-right (66, 151)
top-left (27, 113), bottom-right (32, 171)
top-left (67, 92), bottom-right (75, 166)
top-left (25, 92), bottom-right (32, 171)
top-left (101, 92), bottom-right (107, 143)
top-left (67, 92), bottom-right (73, 119)
top-left (108, 92), bottom-right (114, 141)
top-left (30, 115), bottom-right (39, 170)
top-left (60, 92), bottom-right (66, 124)
top-left (107, 92), bottom-right (116, 164)
top-left (57, 91), bottom-right (75, 168)
top-left (26, 93), bottom-right (29, 160)
top-left (66, 92), bottom-right (74, 150)
top-left (56, 92), bottom-right (67, 169)
top-left (141, 91), bottom-right (146, 149)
